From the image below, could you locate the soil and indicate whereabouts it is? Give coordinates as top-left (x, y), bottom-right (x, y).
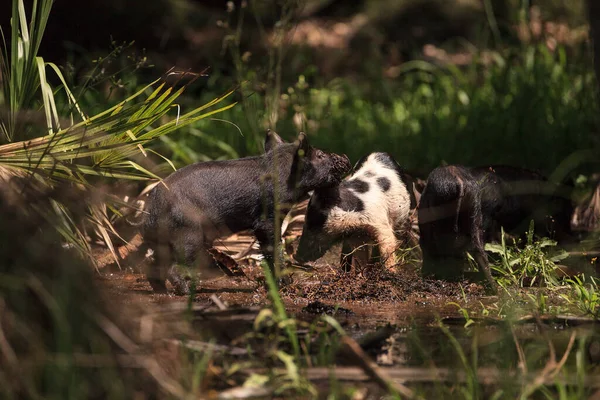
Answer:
top-left (96, 238), bottom-right (488, 332)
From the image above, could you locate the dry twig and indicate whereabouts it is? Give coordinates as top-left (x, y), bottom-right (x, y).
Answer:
top-left (340, 336), bottom-right (419, 399)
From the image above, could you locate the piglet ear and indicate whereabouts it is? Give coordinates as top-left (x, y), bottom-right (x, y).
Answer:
top-left (294, 131), bottom-right (310, 157)
top-left (289, 132), bottom-right (310, 188)
top-left (264, 129), bottom-right (285, 153)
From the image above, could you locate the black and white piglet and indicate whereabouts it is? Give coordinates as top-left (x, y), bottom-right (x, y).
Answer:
top-left (295, 152), bottom-right (417, 270)
top-left (141, 130), bottom-right (351, 295)
top-left (418, 164), bottom-right (574, 291)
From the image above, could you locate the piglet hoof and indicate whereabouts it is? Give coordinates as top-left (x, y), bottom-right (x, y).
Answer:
top-left (277, 275), bottom-right (293, 288)
top-left (261, 275), bottom-right (293, 291)
top-left (148, 279), bottom-right (168, 294)
top-left (171, 280), bottom-right (191, 296)
top-left (484, 283), bottom-right (499, 296)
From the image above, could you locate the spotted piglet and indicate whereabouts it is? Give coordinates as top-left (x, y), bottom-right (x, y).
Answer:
top-left (294, 152), bottom-right (418, 271)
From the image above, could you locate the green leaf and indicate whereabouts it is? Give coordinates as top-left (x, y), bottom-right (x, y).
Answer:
top-left (253, 309), bottom-right (274, 331)
top-left (276, 351), bottom-right (300, 386)
top-left (244, 373), bottom-right (270, 388)
top-left (485, 243), bottom-right (505, 254)
top-left (550, 250), bottom-right (569, 262)
top-left (538, 238), bottom-right (558, 248)
top-left (320, 315), bottom-right (346, 336)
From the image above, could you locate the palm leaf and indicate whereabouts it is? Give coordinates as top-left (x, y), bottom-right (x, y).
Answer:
top-left (0, 0), bottom-right (238, 266)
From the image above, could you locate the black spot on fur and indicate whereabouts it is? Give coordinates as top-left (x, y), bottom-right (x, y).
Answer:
top-left (372, 152), bottom-right (417, 208)
top-left (353, 152), bottom-right (418, 209)
top-left (339, 190), bottom-right (365, 212)
top-left (303, 184), bottom-right (364, 231)
top-left (377, 177), bottom-right (391, 192)
top-left (346, 179), bottom-right (369, 193)
top-left (305, 194), bottom-right (331, 230)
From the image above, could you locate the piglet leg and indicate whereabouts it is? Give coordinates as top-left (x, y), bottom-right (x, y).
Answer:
top-left (471, 208), bottom-right (498, 294)
top-left (254, 223), bottom-right (288, 286)
top-left (376, 227), bottom-right (399, 270)
top-left (340, 235), bottom-right (371, 274)
top-left (167, 264), bottom-right (190, 296)
top-left (145, 242), bottom-right (170, 294)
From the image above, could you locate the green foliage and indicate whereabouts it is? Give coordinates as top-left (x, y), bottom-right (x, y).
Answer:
top-left (248, 308), bottom-right (336, 396)
top-left (308, 44), bottom-right (596, 174)
top-left (0, 0), bottom-right (236, 263)
top-left (240, 283), bottom-right (353, 396)
top-left (562, 275), bottom-right (600, 318)
top-left (0, 0), bottom-right (57, 141)
top-left (1, 1), bottom-right (598, 398)
top-left (0, 181), bottom-right (158, 399)
top-left (486, 222), bottom-right (569, 288)
top-left (181, 43), bottom-right (597, 178)
top-left (448, 302), bottom-right (476, 328)
top-left (258, 259), bottom-right (301, 361)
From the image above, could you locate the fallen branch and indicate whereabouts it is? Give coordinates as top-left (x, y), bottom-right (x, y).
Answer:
top-left (92, 313), bottom-right (193, 399)
top-left (247, 366), bottom-right (600, 388)
top-left (442, 314), bottom-right (599, 327)
top-left (356, 323), bottom-right (396, 351)
top-left (163, 339), bottom-right (248, 357)
top-left (340, 336), bottom-right (419, 399)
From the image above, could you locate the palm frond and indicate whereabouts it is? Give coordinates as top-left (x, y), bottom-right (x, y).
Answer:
top-left (0, 0), bottom-right (238, 265)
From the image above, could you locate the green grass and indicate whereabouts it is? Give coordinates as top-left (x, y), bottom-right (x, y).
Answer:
top-left (487, 222), bottom-right (570, 289)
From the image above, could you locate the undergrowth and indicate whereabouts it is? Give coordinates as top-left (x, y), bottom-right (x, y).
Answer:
top-left (164, 42), bottom-right (598, 180)
top-left (487, 222), bottom-right (570, 289)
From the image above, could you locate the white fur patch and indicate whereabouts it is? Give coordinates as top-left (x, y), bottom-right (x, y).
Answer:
top-left (324, 153), bottom-right (411, 245)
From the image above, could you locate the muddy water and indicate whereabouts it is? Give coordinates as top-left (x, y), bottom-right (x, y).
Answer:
top-left (97, 262), bottom-right (479, 329)
top-left (97, 263), bottom-right (599, 373)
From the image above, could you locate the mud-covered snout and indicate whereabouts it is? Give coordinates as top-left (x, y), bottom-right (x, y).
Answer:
top-left (330, 153), bottom-right (351, 182)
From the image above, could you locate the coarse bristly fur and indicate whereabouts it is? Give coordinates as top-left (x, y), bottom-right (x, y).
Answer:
top-left (295, 152), bottom-right (417, 270)
top-left (141, 130), bottom-right (351, 295)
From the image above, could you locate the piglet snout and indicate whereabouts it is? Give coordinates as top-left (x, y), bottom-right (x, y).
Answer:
top-left (332, 153), bottom-right (352, 180)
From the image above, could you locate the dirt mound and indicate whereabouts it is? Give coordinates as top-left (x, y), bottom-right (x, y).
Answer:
top-left (284, 264), bottom-right (485, 303)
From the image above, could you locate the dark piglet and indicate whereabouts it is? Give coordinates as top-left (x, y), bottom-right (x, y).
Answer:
top-left (418, 165), bottom-right (574, 292)
top-left (142, 130), bottom-right (351, 295)
top-left (295, 152), bottom-right (418, 271)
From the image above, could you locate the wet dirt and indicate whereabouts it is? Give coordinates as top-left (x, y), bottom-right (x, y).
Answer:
top-left (94, 199), bottom-right (473, 329)
top-left (96, 262), bottom-right (600, 371)
top-left (95, 198), bottom-right (597, 334)
top-left (96, 243), bottom-right (487, 332)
